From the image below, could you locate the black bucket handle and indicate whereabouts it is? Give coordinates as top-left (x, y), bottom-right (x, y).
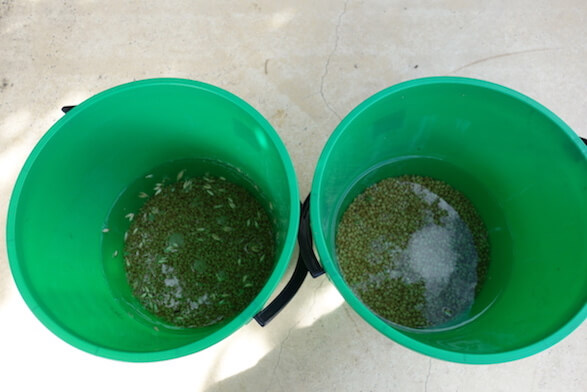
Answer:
top-left (254, 196), bottom-right (325, 326)
top-left (297, 195), bottom-right (326, 278)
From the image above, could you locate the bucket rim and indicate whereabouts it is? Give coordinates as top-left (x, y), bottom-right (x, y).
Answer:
top-left (310, 76), bottom-right (587, 364)
top-left (6, 77), bottom-right (301, 362)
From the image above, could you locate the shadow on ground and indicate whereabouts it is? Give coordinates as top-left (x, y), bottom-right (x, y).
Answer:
top-left (203, 281), bottom-right (431, 392)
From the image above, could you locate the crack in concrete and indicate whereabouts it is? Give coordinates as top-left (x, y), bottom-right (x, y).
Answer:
top-left (265, 277), bottom-right (328, 391)
top-left (319, 0), bottom-right (348, 120)
top-left (342, 304), bottom-right (362, 336)
top-left (424, 358), bottom-right (432, 392)
top-left (265, 322), bottom-right (298, 392)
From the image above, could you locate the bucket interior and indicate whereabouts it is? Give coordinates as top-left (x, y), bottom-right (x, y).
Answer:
top-left (7, 79), bottom-right (299, 361)
top-left (311, 77), bottom-right (587, 363)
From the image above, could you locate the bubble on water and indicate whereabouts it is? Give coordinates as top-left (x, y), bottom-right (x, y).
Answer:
top-left (188, 294), bottom-right (210, 310)
top-left (164, 276), bottom-right (179, 287)
top-left (173, 285), bottom-right (183, 299)
top-left (167, 232), bottom-right (185, 247)
top-left (409, 182), bottom-right (438, 204)
top-left (406, 224), bottom-right (456, 286)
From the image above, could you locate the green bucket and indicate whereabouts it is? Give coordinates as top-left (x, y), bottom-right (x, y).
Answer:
top-left (6, 78), bottom-right (300, 362)
top-left (310, 77), bottom-right (587, 364)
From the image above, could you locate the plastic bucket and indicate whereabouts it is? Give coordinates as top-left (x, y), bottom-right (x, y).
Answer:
top-left (6, 78), bottom-right (300, 362)
top-left (310, 77), bottom-right (587, 364)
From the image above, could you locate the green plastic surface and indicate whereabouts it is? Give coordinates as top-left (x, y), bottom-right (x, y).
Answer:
top-left (311, 77), bottom-right (587, 364)
top-left (7, 78), bottom-right (300, 362)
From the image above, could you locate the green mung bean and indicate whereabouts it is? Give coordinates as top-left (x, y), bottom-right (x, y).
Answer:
top-left (123, 173), bottom-right (275, 328)
top-left (336, 175), bottom-right (490, 329)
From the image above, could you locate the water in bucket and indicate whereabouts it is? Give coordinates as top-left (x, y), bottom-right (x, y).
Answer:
top-left (334, 158), bottom-right (502, 331)
top-left (336, 172), bottom-right (491, 330)
top-left (102, 158), bottom-right (278, 332)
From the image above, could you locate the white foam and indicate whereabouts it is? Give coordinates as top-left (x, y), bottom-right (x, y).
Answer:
top-left (364, 180), bottom-right (481, 327)
top-left (188, 294), bottom-right (210, 310)
top-left (409, 182), bottom-right (438, 204)
top-left (173, 285), bottom-right (183, 299)
top-left (406, 224), bottom-right (456, 289)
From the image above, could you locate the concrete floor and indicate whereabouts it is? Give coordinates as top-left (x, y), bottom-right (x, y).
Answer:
top-left (1, 1), bottom-right (586, 391)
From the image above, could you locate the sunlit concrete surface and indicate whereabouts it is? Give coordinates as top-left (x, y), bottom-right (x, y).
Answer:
top-left (1, 1), bottom-right (585, 391)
